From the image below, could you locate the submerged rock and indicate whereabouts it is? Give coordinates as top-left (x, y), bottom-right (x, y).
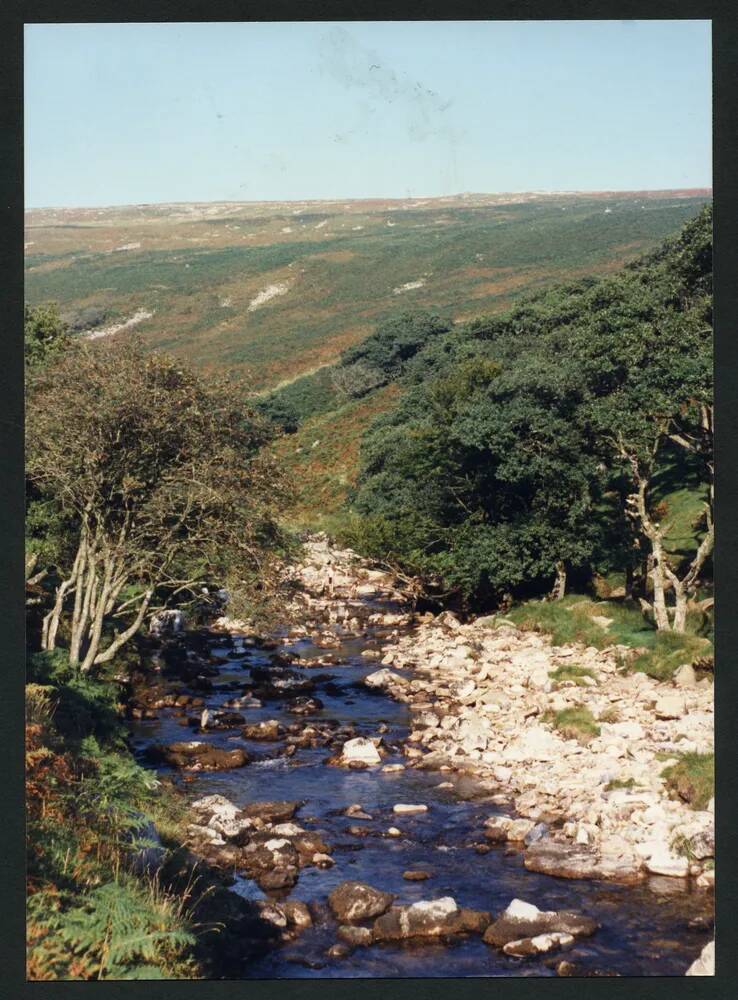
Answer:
top-left (524, 840), bottom-right (643, 883)
top-left (149, 741), bottom-right (249, 771)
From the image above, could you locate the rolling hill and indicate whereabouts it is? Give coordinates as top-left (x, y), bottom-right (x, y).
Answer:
top-left (25, 190), bottom-right (710, 393)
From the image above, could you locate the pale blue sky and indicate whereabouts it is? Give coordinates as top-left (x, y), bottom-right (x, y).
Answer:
top-left (24, 20), bottom-right (712, 208)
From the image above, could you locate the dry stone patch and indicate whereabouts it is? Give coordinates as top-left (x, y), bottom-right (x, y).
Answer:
top-left (376, 611), bottom-right (713, 882)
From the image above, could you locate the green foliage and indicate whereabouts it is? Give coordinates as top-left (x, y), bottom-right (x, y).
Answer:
top-left (257, 366), bottom-right (340, 432)
top-left (337, 312), bottom-right (453, 396)
top-left (349, 206), bottom-right (713, 610)
top-left (505, 598), bottom-right (611, 648)
top-left (27, 879), bottom-right (196, 980)
top-left (630, 631), bottom-right (712, 681)
top-left (52, 675), bottom-right (125, 745)
top-left (25, 303), bottom-right (71, 370)
top-left (662, 752), bottom-right (714, 810)
top-left (27, 340), bottom-right (288, 668)
top-left (26, 666), bottom-right (201, 980)
top-left (501, 593), bottom-right (712, 677)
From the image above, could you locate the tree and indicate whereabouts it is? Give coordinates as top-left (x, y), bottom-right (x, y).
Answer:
top-left (26, 339), bottom-right (287, 671)
top-left (580, 207), bottom-right (713, 631)
top-left (353, 355), bottom-right (602, 608)
top-left (350, 205), bottom-right (713, 620)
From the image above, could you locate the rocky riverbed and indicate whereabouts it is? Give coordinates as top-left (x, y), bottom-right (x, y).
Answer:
top-left (127, 536), bottom-right (714, 978)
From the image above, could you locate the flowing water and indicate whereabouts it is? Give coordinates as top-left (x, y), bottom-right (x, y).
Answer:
top-left (128, 601), bottom-right (712, 979)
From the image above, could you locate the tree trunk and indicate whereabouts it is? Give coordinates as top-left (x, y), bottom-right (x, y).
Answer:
top-left (80, 556), bottom-right (115, 673)
top-left (550, 561), bottom-right (567, 600)
top-left (649, 544), bottom-right (671, 631)
top-left (41, 542), bottom-right (85, 651)
top-left (91, 589), bottom-right (153, 667)
top-left (670, 579), bottom-right (688, 633)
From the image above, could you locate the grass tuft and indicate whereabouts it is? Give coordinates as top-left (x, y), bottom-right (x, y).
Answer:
top-left (604, 777), bottom-right (637, 792)
top-left (662, 752), bottom-right (714, 810)
top-left (549, 664), bottom-right (597, 687)
top-left (543, 705), bottom-right (600, 744)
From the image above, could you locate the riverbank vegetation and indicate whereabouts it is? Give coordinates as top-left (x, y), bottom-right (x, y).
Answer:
top-left (25, 312), bottom-right (290, 978)
top-left (265, 205), bottom-right (713, 642)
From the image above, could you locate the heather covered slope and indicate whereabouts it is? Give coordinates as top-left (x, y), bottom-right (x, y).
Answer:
top-left (25, 190), bottom-right (708, 391)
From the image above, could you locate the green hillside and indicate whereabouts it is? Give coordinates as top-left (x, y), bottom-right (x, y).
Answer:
top-left (25, 191), bottom-right (708, 391)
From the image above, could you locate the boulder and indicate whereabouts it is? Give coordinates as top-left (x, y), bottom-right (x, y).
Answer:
top-left (364, 668), bottom-right (405, 691)
top-left (242, 801), bottom-right (300, 823)
top-left (373, 897), bottom-right (464, 941)
top-left (507, 818), bottom-right (537, 842)
top-left (685, 940), bottom-right (714, 976)
top-left (287, 695), bottom-right (324, 715)
top-left (328, 881), bottom-right (395, 923)
top-left (503, 931), bottom-right (575, 956)
top-left (654, 695), bottom-right (686, 720)
top-left (282, 900), bottom-right (313, 930)
top-left (483, 898), bottom-right (597, 948)
top-left (484, 817), bottom-right (513, 843)
top-left (674, 663), bottom-right (697, 688)
top-left (524, 840), bottom-right (641, 882)
top-left (341, 737), bottom-right (382, 766)
top-left (150, 741), bottom-right (249, 771)
top-left (392, 803), bottom-right (428, 815)
top-left (256, 867), bottom-right (299, 891)
top-left (644, 845), bottom-right (690, 878)
top-left (337, 924), bottom-right (373, 947)
top-left (241, 720), bottom-right (284, 741)
top-left (457, 718), bottom-right (488, 752)
top-left (191, 794), bottom-right (240, 822)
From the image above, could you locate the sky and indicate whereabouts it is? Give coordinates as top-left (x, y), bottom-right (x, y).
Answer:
top-left (24, 20), bottom-right (712, 208)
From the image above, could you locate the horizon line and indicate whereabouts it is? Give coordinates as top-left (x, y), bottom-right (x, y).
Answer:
top-left (25, 187), bottom-right (714, 213)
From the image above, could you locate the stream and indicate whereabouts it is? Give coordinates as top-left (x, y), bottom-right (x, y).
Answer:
top-left (128, 597), bottom-right (712, 979)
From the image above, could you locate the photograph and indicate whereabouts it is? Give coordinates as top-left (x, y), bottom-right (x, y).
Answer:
top-left (23, 18), bottom-right (714, 980)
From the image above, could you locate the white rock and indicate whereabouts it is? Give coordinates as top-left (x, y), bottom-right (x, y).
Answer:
top-left (674, 663), bottom-right (697, 688)
top-left (341, 737), bottom-right (381, 765)
top-left (364, 668), bottom-right (405, 690)
top-left (264, 838), bottom-right (290, 851)
top-left (504, 899), bottom-right (541, 920)
top-left (645, 846), bottom-right (690, 878)
top-left (654, 695), bottom-right (686, 720)
top-left (408, 897), bottom-right (458, 918)
top-left (685, 940), bottom-right (714, 976)
top-left (393, 803), bottom-right (428, 815)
